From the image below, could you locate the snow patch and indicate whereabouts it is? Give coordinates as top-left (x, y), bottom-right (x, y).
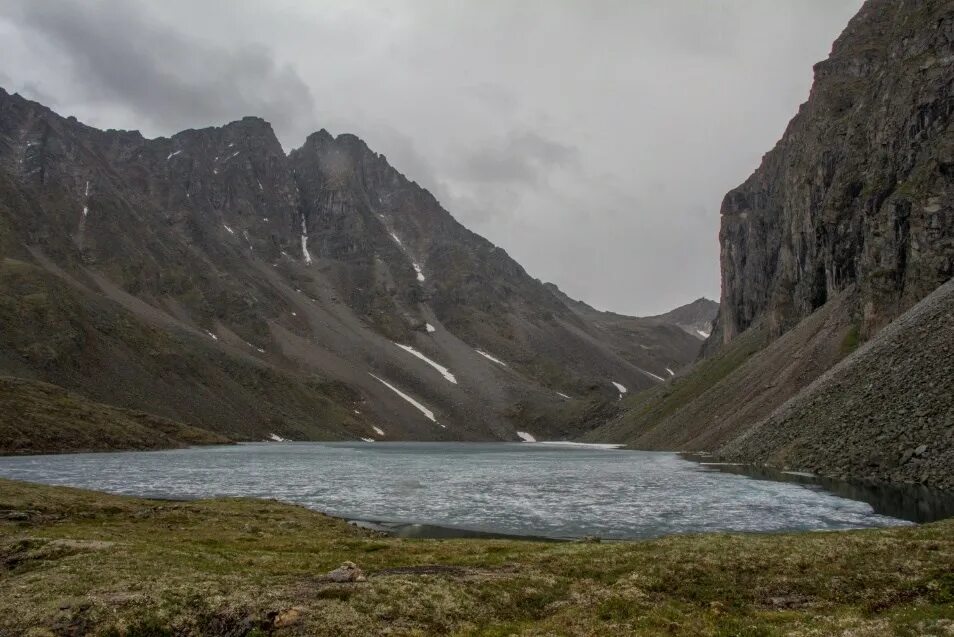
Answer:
top-left (389, 232), bottom-right (403, 246)
top-left (301, 217), bottom-right (313, 264)
top-left (166, 150), bottom-right (181, 160)
top-left (425, 323), bottom-right (436, 333)
top-left (475, 349), bottom-right (507, 366)
top-left (696, 329), bottom-right (711, 339)
top-left (223, 224), bottom-right (234, 235)
top-left (369, 373), bottom-right (437, 423)
top-left (537, 441), bottom-right (625, 450)
top-left (666, 368), bottom-right (675, 376)
top-left (394, 343), bottom-right (457, 384)
top-left (267, 433), bottom-right (287, 442)
top-left (412, 262), bottom-right (425, 282)
top-left (556, 392), bottom-right (571, 399)
top-left (516, 431), bottom-right (536, 442)
top-left (360, 437), bottom-right (375, 443)
top-left (641, 370), bottom-right (667, 383)
top-left (206, 331), bottom-right (218, 341)
top-left (81, 180), bottom-right (90, 217)
top-left (611, 381), bottom-right (627, 394)
top-left (373, 426), bottom-right (385, 436)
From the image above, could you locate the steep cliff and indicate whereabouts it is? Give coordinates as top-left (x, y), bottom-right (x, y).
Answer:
top-left (714, 0), bottom-right (953, 346)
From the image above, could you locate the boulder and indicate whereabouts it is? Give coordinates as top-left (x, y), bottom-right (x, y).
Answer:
top-left (322, 561), bottom-right (366, 583)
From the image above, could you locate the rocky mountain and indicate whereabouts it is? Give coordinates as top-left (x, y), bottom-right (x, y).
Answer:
top-left (588, 0), bottom-right (953, 488)
top-left (713, 0), bottom-right (952, 347)
top-left (0, 87), bottom-right (703, 446)
top-left (643, 298), bottom-right (718, 341)
top-left (545, 285), bottom-right (714, 375)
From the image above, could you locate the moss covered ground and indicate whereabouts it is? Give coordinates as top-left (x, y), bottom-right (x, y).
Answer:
top-left (1, 479), bottom-right (952, 636)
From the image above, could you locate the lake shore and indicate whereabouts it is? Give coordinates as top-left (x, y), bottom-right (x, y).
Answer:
top-left (1, 478), bottom-right (953, 636)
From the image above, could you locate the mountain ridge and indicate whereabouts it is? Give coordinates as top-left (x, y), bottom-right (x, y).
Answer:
top-left (0, 85), bottom-right (705, 446)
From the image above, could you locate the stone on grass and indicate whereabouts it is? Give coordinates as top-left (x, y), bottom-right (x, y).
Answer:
top-left (323, 561), bottom-right (366, 583)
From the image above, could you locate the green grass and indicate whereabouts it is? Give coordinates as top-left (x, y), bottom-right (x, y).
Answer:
top-left (839, 323), bottom-right (862, 355)
top-left (1, 479), bottom-right (952, 636)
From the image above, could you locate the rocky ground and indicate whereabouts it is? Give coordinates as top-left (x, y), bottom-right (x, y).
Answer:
top-left (1, 479), bottom-right (953, 636)
top-left (722, 278), bottom-right (954, 490)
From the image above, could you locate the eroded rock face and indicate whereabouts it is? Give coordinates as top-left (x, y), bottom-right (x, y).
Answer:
top-left (715, 0), bottom-right (953, 346)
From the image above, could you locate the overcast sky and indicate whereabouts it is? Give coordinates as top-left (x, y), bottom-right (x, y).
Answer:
top-left (0, 0), bottom-right (863, 315)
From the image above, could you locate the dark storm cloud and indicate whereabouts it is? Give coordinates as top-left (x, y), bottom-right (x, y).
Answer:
top-left (6, 0), bottom-right (316, 144)
top-left (0, 0), bottom-right (866, 314)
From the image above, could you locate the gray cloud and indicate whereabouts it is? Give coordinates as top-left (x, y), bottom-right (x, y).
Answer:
top-left (0, 0), bottom-right (865, 314)
top-left (457, 132), bottom-right (579, 185)
top-left (5, 0), bottom-right (317, 146)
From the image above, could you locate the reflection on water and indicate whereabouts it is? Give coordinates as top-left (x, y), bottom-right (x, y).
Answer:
top-left (690, 459), bottom-right (954, 524)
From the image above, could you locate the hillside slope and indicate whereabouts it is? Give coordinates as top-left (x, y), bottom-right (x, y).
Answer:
top-left (722, 277), bottom-right (954, 489)
top-left (0, 376), bottom-right (229, 454)
top-left (0, 87), bottom-right (701, 444)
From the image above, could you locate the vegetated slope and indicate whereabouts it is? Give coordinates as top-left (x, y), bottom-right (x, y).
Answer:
top-left (723, 278), bottom-right (954, 489)
top-left (0, 87), bottom-right (701, 444)
top-left (0, 256), bottom-right (370, 443)
top-left (585, 290), bottom-right (856, 449)
top-left (0, 376), bottom-right (229, 454)
top-left (588, 0), bottom-right (954, 488)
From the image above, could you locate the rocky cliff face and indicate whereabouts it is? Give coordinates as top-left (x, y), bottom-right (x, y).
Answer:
top-left (714, 0), bottom-right (953, 347)
top-left (0, 87), bottom-right (703, 443)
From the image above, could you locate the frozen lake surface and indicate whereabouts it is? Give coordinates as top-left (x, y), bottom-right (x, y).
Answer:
top-left (0, 442), bottom-right (913, 539)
